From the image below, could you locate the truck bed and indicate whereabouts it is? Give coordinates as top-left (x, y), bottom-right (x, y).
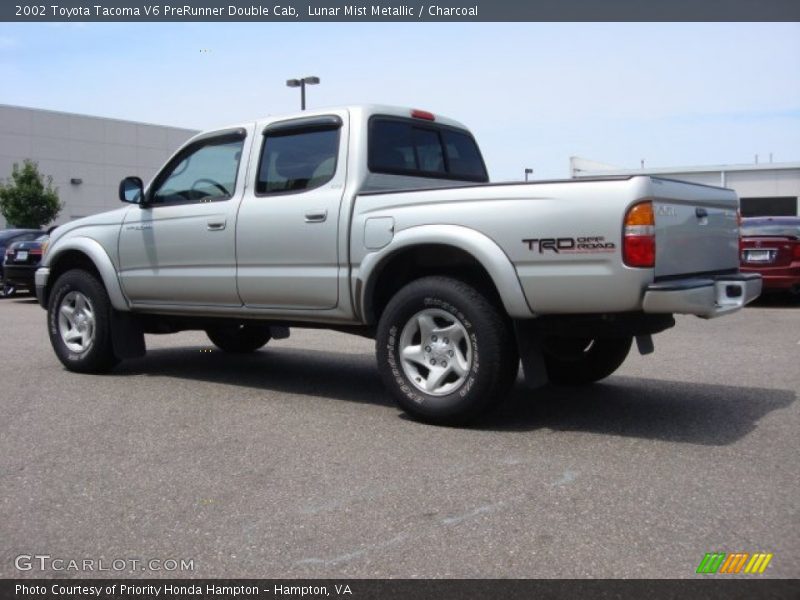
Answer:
top-left (353, 175), bottom-right (740, 315)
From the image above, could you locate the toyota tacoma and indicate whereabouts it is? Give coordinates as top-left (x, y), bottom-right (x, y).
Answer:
top-left (36, 105), bottom-right (762, 424)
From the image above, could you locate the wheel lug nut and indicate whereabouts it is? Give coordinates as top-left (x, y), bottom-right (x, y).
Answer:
top-left (443, 338), bottom-right (449, 344)
top-left (431, 335), bottom-right (437, 342)
top-left (441, 361), bottom-right (448, 367)
top-left (430, 359), bottom-right (436, 366)
top-left (425, 346), bottom-right (431, 352)
top-left (448, 350), bottom-right (454, 357)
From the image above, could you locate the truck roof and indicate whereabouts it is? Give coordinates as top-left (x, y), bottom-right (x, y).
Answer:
top-left (214, 104), bottom-right (471, 134)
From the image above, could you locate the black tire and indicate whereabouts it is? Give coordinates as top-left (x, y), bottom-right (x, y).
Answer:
top-left (376, 276), bottom-right (518, 425)
top-left (206, 325), bottom-right (271, 353)
top-left (47, 269), bottom-right (120, 373)
top-left (543, 336), bottom-right (632, 385)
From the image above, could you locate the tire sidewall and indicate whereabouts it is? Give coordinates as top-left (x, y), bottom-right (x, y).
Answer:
top-left (379, 280), bottom-right (503, 422)
top-left (48, 271), bottom-right (109, 368)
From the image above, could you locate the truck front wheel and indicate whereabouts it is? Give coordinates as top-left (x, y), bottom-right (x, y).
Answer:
top-left (543, 336), bottom-right (632, 385)
top-left (206, 325), bottom-right (271, 353)
top-left (376, 276), bottom-right (518, 425)
top-left (47, 269), bottom-right (120, 373)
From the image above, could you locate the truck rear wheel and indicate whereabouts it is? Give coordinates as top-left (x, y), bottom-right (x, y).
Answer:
top-left (47, 269), bottom-right (120, 373)
top-left (206, 325), bottom-right (271, 353)
top-left (376, 276), bottom-right (518, 425)
top-left (543, 336), bottom-right (632, 385)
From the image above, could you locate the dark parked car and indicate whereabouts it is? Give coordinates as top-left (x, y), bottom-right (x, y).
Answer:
top-left (0, 229), bottom-right (43, 296)
top-left (3, 234), bottom-right (49, 297)
top-left (740, 217), bottom-right (800, 297)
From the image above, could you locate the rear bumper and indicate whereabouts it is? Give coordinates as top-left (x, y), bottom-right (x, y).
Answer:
top-left (3, 264), bottom-right (37, 287)
top-left (642, 272), bottom-right (762, 319)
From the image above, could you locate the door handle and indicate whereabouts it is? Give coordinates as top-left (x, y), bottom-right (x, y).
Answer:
top-left (207, 219), bottom-right (226, 231)
top-left (304, 210), bottom-right (328, 223)
top-left (695, 208), bottom-right (708, 219)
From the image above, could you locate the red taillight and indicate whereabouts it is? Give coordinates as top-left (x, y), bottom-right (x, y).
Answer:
top-left (737, 209), bottom-right (743, 253)
top-left (410, 109), bottom-right (435, 121)
top-left (30, 249), bottom-right (42, 255)
top-left (623, 201), bottom-right (655, 268)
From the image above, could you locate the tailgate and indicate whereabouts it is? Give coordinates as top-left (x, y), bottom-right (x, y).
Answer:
top-left (649, 178), bottom-right (739, 278)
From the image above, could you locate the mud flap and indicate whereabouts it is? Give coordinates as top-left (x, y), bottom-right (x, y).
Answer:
top-left (635, 334), bottom-right (654, 355)
top-left (513, 321), bottom-right (549, 390)
top-left (110, 310), bottom-right (146, 359)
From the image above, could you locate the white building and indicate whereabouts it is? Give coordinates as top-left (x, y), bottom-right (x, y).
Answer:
top-left (570, 156), bottom-right (800, 217)
top-left (0, 104), bottom-right (197, 228)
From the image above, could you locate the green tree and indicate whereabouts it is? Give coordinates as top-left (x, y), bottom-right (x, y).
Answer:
top-left (0, 160), bottom-right (62, 228)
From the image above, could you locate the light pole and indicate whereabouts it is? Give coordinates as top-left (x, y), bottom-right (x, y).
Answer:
top-left (524, 168), bottom-right (533, 182)
top-left (286, 76), bottom-right (320, 110)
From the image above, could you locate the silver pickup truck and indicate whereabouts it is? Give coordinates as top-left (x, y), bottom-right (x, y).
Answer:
top-left (36, 105), bottom-right (761, 424)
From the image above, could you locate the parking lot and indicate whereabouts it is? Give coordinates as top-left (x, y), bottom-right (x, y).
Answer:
top-left (0, 295), bottom-right (797, 579)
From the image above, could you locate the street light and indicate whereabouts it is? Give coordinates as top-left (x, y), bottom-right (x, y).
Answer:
top-left (286, 76), bottom-right (320, 111)
top-left (524, 168), bottom-right (533, 182)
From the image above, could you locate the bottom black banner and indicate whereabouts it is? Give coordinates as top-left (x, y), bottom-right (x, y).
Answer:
top-left (2, 579), bottom-right (799, 600)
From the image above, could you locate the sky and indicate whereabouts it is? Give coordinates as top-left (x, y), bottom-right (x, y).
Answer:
top-left (0, 22), bottom-right (798, 181)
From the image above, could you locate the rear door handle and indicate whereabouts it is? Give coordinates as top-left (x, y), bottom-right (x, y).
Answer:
top-left (305, 210), bottom-right (328, 223)
top-left (695, 208), bottom-right (708, 219)
top-left (207, 219), bottom-right (226, 231)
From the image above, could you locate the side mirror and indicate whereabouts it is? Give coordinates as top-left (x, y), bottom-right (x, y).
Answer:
top-left (119, 176), bottom-right (145, 205)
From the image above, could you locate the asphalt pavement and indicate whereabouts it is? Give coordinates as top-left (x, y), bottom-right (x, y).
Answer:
top-left (0, 294), bottom-right (797, 578)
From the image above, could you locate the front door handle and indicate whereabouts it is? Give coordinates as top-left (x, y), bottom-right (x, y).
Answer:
top-left (207, 219), bottom-right (227, 231)
top-left (305, 210), bottom-right (328, 223)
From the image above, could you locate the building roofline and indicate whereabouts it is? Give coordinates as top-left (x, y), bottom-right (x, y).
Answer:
top-left (572, 160), bottom-right (800, 177)
top-left (0, 103), bottom-right (200, 133)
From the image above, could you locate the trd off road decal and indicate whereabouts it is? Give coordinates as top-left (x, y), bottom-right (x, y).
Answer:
top-left (522, 236), bottom-right (616, 254)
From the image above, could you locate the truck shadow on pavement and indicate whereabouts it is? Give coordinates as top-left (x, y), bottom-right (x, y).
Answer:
top-left (490, 376), bottom-right (795, 444)
top-left (118, 346), bottom-right (795, 446)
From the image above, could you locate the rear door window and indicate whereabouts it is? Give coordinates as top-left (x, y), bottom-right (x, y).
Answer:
top-left (257, 127), bottom-right (340, 194)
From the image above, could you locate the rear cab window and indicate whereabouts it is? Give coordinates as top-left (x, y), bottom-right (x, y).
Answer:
top-left (368, 116), bottom-right (488, 183)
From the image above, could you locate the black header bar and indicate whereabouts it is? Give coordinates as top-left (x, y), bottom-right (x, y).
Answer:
top-left (3, 579), bottom-right (800, 600)
top-left (3, 0), bottom-right (800, 22)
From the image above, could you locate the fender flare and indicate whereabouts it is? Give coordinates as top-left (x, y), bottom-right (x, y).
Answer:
top-left (358, 224), bottom-right (534, 322)
top-left (46, 237), bottom-right (129, 311)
